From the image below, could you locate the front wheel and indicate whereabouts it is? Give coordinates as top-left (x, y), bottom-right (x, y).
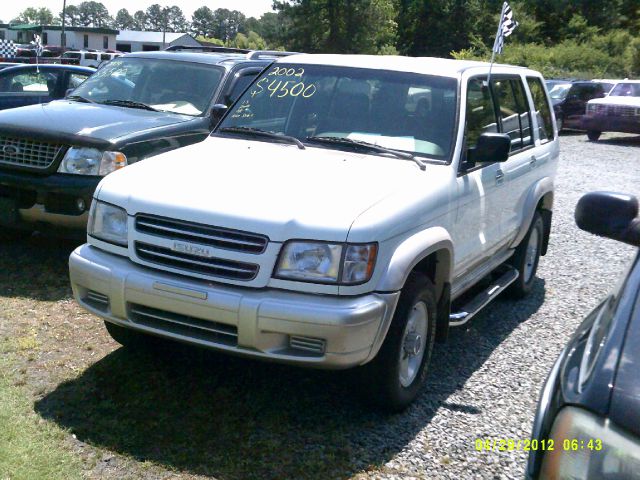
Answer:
top-left (587, 130), bottom-right (601, 142)
top-left (359, 272), bottom-right (436, 412)
top-left (556, 115), bottom-right (563, 132)
top-left (506, 211), bottom-right (544, 299)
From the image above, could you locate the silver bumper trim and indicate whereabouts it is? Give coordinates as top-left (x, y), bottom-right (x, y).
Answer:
top-left (69, 244), bottom-right (400, 369)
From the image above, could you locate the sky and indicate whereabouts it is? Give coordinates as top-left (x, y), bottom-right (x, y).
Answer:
top-left (0, 0), bottom-right (275, 23)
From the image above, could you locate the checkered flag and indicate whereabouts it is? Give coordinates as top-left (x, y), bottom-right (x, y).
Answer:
top-left (31, 34), bottom-right (43, 56)
top-left (493, 2), bottom-right (518, 54)
top-left (0, 39), bottom-right (18, 59)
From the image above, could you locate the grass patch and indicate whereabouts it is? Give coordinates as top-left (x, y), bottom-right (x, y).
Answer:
top-left (0, 363), bottom-right (82, 479)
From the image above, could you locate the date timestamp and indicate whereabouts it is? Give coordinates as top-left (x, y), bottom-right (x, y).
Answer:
top-left (475, 438), bottom-right (603, 452)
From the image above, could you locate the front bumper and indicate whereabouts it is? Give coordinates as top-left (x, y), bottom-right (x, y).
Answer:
top-left (69, 244), bottom-right (400, 369)
top-left (0, 169), bottom-right (99, 230)
top-left (581, 114), bottom-right (640, 134)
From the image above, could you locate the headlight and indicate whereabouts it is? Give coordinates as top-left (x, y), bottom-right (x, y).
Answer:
top-left (58, 147), bottom-right (127, 176)
top-left (540, 406), bottom-right (640, 480)
top-left (88, 200), bottom-right (128, 246)
top-left (275, 241), bottom-right (377, 284)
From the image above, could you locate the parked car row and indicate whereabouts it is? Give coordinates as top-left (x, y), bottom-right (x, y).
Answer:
top-left (545, 77), bottom-right (640, 141)
top-left (0, 45), bottom-right (638, 476)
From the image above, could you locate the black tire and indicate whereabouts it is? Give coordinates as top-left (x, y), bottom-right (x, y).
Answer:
top-left (587, 130), bottom-right (601, 142)
top-left (358, 272), bottom-right (437, 412)
top-left (104, 321), bottom-right (156, 349)
top-left (506, 211), bottom-right (544, 299)
top-left (0, 227), bottom-right (32, 242)
top-left (556, 115), bottom-right (563, 132)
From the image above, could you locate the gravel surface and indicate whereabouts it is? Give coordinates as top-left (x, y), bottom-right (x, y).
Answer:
top-left (1, 132), bottom-right (638, 480)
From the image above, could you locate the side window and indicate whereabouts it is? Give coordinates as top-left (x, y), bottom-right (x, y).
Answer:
top-left (464, 77), bottom-right (498, 152)
top-left (68, 73), bottom-right (89, 89)
top-left (0, 71), bottom-right (58, 94)
top-left (225, 71), bottom-right (259, 106)
top-left (491, 78), bottom-right (532, 152)
top-left (526, 77), bottom-right (554, 143)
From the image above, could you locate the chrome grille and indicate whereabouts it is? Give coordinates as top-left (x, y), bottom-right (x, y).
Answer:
top-left (135, 241), bottom-right (259, 281)
top-left (129, 304), bottom-right (238, 346)
top-left (0, 136), bottom-right (64, 169)
top-left (135, 214), bottom-right (268, 254)
top-left (593, 104), bottom-right (637, 117)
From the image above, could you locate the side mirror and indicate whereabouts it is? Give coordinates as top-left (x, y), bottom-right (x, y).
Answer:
top-left (468, 132), bottom-right (511, 164)
top-left (65, 88), bottom-right (74, 97)
top-left (209, 104), bottom-right (228, 130)
top-left (575, 191), bottom-right (640, 247)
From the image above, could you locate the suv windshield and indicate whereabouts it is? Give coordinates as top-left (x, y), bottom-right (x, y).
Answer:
top-left (71, 57), bottom-right (224, 116)
top-left (548, 83), bottom-right (571, 100)
top-left (609, 82), bottom-right (640, 97)
top-left (218, 63), bottom-right (458, 160)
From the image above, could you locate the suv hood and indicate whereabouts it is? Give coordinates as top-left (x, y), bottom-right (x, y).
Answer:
top-left (97, 137), bottom-right (432, 242)
top-left (0, 100), bottom-right (195, 146)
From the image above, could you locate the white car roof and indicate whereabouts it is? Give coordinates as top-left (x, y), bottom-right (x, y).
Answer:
top-left (280, 54), bottom-right (536, 79)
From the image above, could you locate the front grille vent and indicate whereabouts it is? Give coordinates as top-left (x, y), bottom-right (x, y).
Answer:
top-left (135, 214), bottom-right (268, 254)
top-left (84, 290), bottom-right (109, 312)
top-left (289, 336), bottom-right (326, 355)
top-left (0, 136), bottom-right (64, 169)
top-left (129, 304), bottom-right (238, 346)
top-left (135, 241), bottom-right (259, 281)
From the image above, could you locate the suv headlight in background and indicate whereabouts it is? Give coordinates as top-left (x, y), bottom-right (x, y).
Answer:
top-left (540, 406), bottom-right (640, 480)
top-left (275, 241), bottom-right (377, 284)
top-left (58, 147), bottom-right (127, 176)
top-left (88, 200), bottom-right (128, 246)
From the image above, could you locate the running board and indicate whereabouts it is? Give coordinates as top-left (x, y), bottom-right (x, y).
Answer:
top-left (449, 268), bottom-right (519, 327)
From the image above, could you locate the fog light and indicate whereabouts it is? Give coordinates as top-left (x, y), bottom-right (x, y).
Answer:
top-left (76, 198), bottom-right (86, 212)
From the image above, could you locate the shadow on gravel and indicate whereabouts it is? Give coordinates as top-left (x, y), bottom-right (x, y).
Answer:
top-left (35, 280), bottom-right (546, 480)
top-left (0, 234), bottom-right (81, 301)
top-left (596, 135), bottom-right (640, 147)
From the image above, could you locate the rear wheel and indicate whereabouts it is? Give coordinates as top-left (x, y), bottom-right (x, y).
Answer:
top-left (556, 114), bottom-right (563, 132)
top-left (359, 272), bottom-right (436, 412)
top-left (506, 211), bottom-right (544, 299)
top-left (587, 130), bottom-right (601, 141)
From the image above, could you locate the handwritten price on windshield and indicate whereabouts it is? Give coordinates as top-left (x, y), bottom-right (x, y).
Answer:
top-left (250, 77), bottom-right (317, 99)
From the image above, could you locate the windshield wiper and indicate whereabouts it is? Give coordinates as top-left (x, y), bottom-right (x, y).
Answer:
top-left (219, 126), bottom-right (305, 150)
top-left (100, 99), bottom-right (158, 112)
top-left (66, 94), bottom-right (95, 104)
top-left (306, 136), bottom-right (426, 170)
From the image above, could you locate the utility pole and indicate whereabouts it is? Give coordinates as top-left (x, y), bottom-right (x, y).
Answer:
top-left (61, 0), bottom-right (67, 49)
top-left (162, 6), bottom-right (169, 49)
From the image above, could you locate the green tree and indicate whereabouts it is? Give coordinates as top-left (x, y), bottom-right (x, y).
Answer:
top-left (145, 4), bottom-right (164, 31)
top-left (191, 6), bottom-right (215, 37)
top-left (60, 5), bottom-right (81, 27)
top-left (133, 10), bottom-right (147, 30)
top-left (231, 31), bottom-right (267, 49)
top-left (211, 9), bottom-right (247, 42)
top-left (78, 1), bottom-right (112, 27)
top-left (166, 6), bottom-right (188, 32)
top-left (274, 0), bottom-right (397, 54)
top-left (13, 7), bottom-right (57, 25)
top-left (114, 8), bottom-right (135, 30)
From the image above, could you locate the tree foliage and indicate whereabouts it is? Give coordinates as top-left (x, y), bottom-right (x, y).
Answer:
top-left (13, 7), bottom-right (57, 25)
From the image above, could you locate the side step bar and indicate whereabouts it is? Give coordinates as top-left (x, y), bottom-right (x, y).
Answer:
top-left (449, 268), bottom-right (519, 327)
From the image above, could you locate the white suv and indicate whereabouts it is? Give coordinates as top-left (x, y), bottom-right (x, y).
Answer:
top-left (69, 54), bottom-right (559, 410)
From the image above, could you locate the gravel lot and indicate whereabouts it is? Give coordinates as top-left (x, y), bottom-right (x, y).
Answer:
top-left (0, 132), bottom-right (638, 480)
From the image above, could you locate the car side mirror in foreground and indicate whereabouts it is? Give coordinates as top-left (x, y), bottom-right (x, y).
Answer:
top-left (575, 191), bottom-right (640, 247)
top-left (470, 132), bottom-right (511, 164)
top-left (209, 104), bottom-right (228, 130)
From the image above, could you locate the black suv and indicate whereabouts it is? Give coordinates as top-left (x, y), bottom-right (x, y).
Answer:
top-left (547, 80), bottom-right (609, 131)
top-left (0, 46), bottom-right (293, 238)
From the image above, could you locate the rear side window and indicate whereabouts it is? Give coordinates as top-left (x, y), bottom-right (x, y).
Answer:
top-left (491, 77), bottom-right (532, 152)
top-left (526, 77), bottom-right (554, 143)
top-left (225, 70), bottom-right (259, 106)
top-left (85, 53), bottom-right (98, 61)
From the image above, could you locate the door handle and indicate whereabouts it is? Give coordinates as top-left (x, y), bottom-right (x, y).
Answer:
top-left (495, 170), bottom-right (505, 184)
top-left (530, 155), bottom-right (537, 167)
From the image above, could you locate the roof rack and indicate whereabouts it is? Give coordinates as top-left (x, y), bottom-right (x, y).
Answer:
top-left (247, 50), bottom-right (300, 60)
top-left (165, 45), bottom-right (251, 54)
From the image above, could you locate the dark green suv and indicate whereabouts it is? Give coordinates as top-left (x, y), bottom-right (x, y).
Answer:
top-left (0, 47), bottom-right (293, 238)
